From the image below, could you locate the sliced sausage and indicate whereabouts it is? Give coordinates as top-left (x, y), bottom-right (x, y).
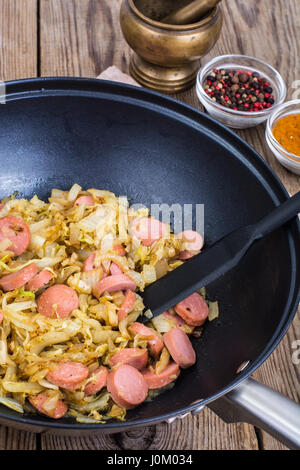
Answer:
top-left (129, 322), bottom-right (164, 358)
top-left (141, 362), bottom-right (180, 389)
top-left (178, 250), bottom-right (195, 260)
top-left (47, 361), bottom-right (89, 391)
top-left (130, 217), bottom-right (168, 246)
top-left (74, 195), bottom-right (95, 206)
top-left (0, 216), bottom-right (31, 256)
top-left (0, 311), bottom-right (3, 324)
top-left (176, 230), bottom-right (203, 251)
top-left (37, 284), bottom-right (79, 318)
top-left (29, 393), bottom-right (67, 419)
top-left (93, 274), bottom-right (136, 298)
top-left (174, 292), bottom-right (209, 327)
top-left (83, 252), bottom-right (96, 272)
top-left (110, 262), bottom-right (123, 275)
top-left (163, 311), bottom-right (194, 331)
top-left (113, 244), bottom-right (126, 256)
top-left (84, 366), bottom-right (108, 396)
top-left (108, 348), bottom-right (148, 370)
top-left (26, 269), bottom-right (54, 292)
top-left (0, 263), bottom-right (38, 292)
top-left (118, 289), bottom-right (136, 322)
top-left (163, 328), bottom-right (196, 369)
top-left (107, 364), bottom-right (148, 409)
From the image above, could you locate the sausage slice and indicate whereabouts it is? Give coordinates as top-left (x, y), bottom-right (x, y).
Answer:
top-left (130, 217), bottom-right (168, 246)
top-left (29, 393), bottom-right (67, 419)
top-left (113, 244), bottom-right (126, 256)
top-left (47, 361), bottom-right (89, 391)
top-left (176, 230), bottom-right (203, 260)
top-left (163, 328), bottom-right (196, 368)
top-left (108, 348), bottom-right (148, 370)
top-left (93, 274), bottom-right (136, 298)
top-left (74, 195), bottom-right (95, 206)
top-left (0, 263), bottom-right (38, 292)
top-left (83, 252), bottom-right (96, 272)
top-left (0, 216), bottom-right (31, 256)
top-left (37, 285), bottom-right (79, 318)
top-left (110, 262), bottom-right (123, 275)
top-left (26, 269), bottom-right (53, 292)
top-left (117, 289), bottom-right (136, 322)
top-left (141, 362), bottom-right (180, 389)
top-left (129, 322), bottom-right (163, 357)
top-left (84, 366), bottom-right (108, 396)
top-left (107, 364), bottom-right (148, 409)
top-left (174, 292), bottom-right (209, 327)
top-left (176, 230), bottom-right (203, 251)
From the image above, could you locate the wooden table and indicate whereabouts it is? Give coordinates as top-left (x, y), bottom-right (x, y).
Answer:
top-left (0, 0), bottom-right (299, 451)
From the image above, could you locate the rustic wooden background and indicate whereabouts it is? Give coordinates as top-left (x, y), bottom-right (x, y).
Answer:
top-left (0, 0), bottom-right (299, 450)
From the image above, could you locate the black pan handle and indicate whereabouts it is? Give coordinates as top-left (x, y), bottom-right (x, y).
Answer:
top-left (254, 191), bottom-right (300, 238)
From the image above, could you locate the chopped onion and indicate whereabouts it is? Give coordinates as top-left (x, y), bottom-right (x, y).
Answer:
top-left (29, 233), bottom-right (46, 250)
top-left (142, 264), bottom-right (157, 284)
top-left (42, 393), bottom-right (60, 413)
top-left (29, 219), bottom-right (49, 233)
top-left (152, 314), bottom-right (174, 333)
top-left (0, 396), bottom-right (24, 414)
top-left (208, 301), bottom-right (219, 321)
top-left (101, 233), bottom-right (114, 253)
top-left (155, 259), bottom-right (168, 279)
top-left (6, 300), bottom-right (36, 311)
top-left (68, 183), bottom-right (82, 202)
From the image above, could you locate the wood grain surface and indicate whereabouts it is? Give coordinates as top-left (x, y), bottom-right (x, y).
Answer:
top-left (0, 0), bottom-right (299, 451)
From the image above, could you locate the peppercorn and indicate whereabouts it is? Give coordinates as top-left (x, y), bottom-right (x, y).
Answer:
top-left (258, 93), bottom-right (264, 102)
top-left (203, 68), bottom-right (275, 112)
top-left (239, 73), bottom-right (248, 83)
top-left (231, 84), bottom-right (239, 92)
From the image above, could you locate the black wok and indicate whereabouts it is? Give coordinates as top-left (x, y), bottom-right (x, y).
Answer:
top-left (0, 78), bottom-right (299, 447)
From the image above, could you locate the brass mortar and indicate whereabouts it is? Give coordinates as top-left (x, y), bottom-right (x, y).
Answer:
top-left (120, 0), bottom-right (223, 92)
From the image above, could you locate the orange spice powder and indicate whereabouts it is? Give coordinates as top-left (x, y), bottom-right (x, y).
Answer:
top-left (273, 114), bottom-right (300, 156)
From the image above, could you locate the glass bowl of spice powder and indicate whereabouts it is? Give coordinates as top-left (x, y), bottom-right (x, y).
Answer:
top-left (266, 99), bottom-right (300, 174)
top-left (196, 54), bottom-right (286, 129)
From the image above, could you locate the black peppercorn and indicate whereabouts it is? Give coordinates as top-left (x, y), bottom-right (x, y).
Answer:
top-left (203, 68), bottom-right (275, 112)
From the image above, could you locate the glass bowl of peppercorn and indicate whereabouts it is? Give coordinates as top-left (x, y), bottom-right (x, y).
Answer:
top-left (265, 99), bottom-right (300, 174)
top-left (196, 54), bottom-right (286, 129)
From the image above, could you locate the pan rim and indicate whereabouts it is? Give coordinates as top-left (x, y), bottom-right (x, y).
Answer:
top-left (0, 77), bottom-right (299, 431)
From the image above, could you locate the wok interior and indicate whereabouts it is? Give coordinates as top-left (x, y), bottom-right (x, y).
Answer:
top-left (0, 81), bottom-right (297, 427)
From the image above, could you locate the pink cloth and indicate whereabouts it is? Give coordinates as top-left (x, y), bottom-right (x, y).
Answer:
top-left (97, 66), bottom-right (141, 87)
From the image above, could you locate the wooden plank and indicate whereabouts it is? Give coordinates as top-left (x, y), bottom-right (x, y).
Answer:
top-left (0, 426), bottom-right (36, 450)
top-left (40, 0), bottom-right (131, 77)
top-left (0, 0), bottom-right (38, 450)
top-left (41, 410), bottom-right (258, 450)
top-left (0, 0), bottom-right (37, 80)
